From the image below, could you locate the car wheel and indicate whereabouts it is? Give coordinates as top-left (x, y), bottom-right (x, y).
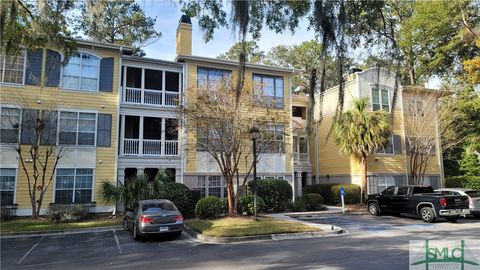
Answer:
top-left (368, 202), bottom-right (380, 216)
top-left (420, 207), bottom-right (436, 223)
top-left (133, 224), bottom-right (141, 240)
top-left (122, 218), bottom-right (129, 231)
top-left (446, 216), bottom-right (458, 223)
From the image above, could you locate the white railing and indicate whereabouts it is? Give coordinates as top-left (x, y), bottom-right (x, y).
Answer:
top-left (123, 139), bottom-right (178, 156)
top-left (164, 140), bottom-right (178, 156)
top-left (294, 152), bottom-right (310, 163)
top-left (123, 87), bottom-right (179, 107)
top-left (143, 139), bottom-right (162, 156)
top-left (300, 153), bottom-right (309, 162)
top-left (124, 138), bottom-right (139, 155)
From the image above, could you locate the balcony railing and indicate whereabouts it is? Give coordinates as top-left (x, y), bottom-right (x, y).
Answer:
top-left (123, 138), bottom-right (178, 156)
top-left (293, 152), bottom-right (310, 164)
top-left (123, 87), bottom-right (179, 107)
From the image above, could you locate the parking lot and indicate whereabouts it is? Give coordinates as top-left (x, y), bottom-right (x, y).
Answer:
top-left (2, 215), bottom-right (479, 270)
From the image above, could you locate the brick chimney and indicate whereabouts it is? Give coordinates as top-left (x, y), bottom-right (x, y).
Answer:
top-left (176, 15), bottom-right (192, 56)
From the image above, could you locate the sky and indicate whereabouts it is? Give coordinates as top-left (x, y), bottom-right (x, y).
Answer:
top-left (139, 0), bottom-right (441, 89)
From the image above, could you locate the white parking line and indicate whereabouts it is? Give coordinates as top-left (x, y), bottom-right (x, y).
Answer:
top-left (113, 230), bottom-right (123, 254)
top-left (17, 235), bottom-right (44, 265)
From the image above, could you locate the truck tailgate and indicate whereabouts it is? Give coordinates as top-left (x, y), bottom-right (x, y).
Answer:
top-left (444, 195), bottom-right (469, 209)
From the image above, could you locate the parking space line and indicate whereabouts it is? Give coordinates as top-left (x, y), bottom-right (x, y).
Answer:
top-left (113, 230), bottom-right (123, 254)
top-left (17, 235), bottom-right (44, 265)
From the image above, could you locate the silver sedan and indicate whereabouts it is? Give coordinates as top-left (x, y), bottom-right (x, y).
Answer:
top-left (435, 188), bottom-right (480, 218)
top-left (123, 199), bottom-right (184, 240)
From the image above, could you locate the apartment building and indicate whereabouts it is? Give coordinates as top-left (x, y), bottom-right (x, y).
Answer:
top-left (0, 41), bottom-right (127, 215)
top-left (174, 16), bottom-right (296, 198)
top-left (117, 55), bottom-right (183, 185)
top-left (311, 68), bottom-right (444, 194)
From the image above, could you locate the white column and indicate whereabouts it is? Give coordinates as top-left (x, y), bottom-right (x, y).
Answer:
top-left (161, 118), bottom-right (166, 156)
top-left (139, 116), bottom-right (144, 156)
top-left (162, 71), bottom-right (166, 106)
top-left (119, 115), bottom-right (125, 156)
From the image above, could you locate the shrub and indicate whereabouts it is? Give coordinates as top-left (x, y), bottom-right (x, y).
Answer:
top-left (445, 176), bottom-right (480, 191)
top-left (46, 204), bottom-right (88, 223)
top-left (195, 196), bottom-right (223, 219)
top-left (304, 184), bottom-right (361, 204)
top-left (159, 182), bottom-right (196, 218)
top-left (221, 198), bottom-right (229, 214)
top-left (305, 193), bottom-right (325, 211)
top-left (237, 195), bottom-right (266, 215)
top-left (247, 179), bottom-right (293, 212)
top-left (292, 197), bottom-right (308, 212)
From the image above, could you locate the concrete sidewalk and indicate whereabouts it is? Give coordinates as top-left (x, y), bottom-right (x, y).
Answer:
top-left (266, 212), bottom-right (345, 235)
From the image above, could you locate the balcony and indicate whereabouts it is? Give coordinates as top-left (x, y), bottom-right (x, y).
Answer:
top-left (122, 66), bottom-right (181, 107)
top-left (293, 153), bottom-right (310, 163)
top-left (121, 115), bottom-right (179, 157)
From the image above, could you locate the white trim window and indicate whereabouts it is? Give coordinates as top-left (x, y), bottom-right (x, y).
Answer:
top-left (55, 168), bottom-right (93, 203)
top-left (0, 107), bottom-right (21, 144)
top-left (0, 51), bottom-right (25, 84)
top-left (58, 111), bottom-right (96, 146)
top-left (259, 124), bottom-right (285, 154)
top-left (376, 134), bottom-right (394, 154)
top-left (371, 88), bottom-right (390, 111)
top-left (197, 67), bottom-right (232, 90)
top-left (208, 175), bottom-right (222, 198)
top-left (62, 52), bottom-right (100, 91)
top-left (0, 168), bottom-right (16, 205)
top-left (253, 74), bottom-right (284, 109)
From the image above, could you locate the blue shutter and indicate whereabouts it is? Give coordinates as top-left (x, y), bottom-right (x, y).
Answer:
top-left (20, 109), bottom-right (38, 145)
top-left (40, 111), bottom-right (58, 145)
top-left (25, 49), bottom-right (43, 86)
top-left (393, 135), bottom-right (402, 155)
top-left (45, 50), bottom-right (61, 87)
top-left (97, 114), bottom-right (112, 147)
top-left (99, 58), bottom-right (114, 92)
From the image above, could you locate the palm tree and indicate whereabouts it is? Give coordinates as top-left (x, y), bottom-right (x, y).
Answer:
top-left (334, 98), bottom-right (391, 202)
top-left (101, 170), bottom-right (169, 210)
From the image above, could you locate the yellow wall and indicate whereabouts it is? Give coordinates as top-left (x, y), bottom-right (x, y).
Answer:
top-left (0, 45), bottom-right (120, 211)
top-left (182, 60), bottom-right (293, 174)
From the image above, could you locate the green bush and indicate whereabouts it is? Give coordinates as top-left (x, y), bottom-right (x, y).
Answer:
top-left (305, 193), bottom-right (325, 211)
top-left (46, 204), bottom-right (88, 223)
top-left (237, 195), bottom-right (266, 215)
top-left (292, 197), bottom-right (308, 212)
top-left (195, 196), bottom-right (223, 219)
top-left (445, 176), bottom-right (480, 191)
top-left (247, 179), bottom-right (293, 212)
top-left (159, 182), bottom-right (196, 218)
top-left (220, 198), bottom-right (229, 214)
top-left (304, 183), bottom-right (361, 204)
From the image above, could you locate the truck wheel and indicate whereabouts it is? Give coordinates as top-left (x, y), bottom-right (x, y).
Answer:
top-left (368, 202), bottom-right (380, 216)
top-left (122, 217), bottom-right (129, 231)
top-left (420, 207), bottom-right (436, 223)
top-left (446, 217), bottom-right (458, 223)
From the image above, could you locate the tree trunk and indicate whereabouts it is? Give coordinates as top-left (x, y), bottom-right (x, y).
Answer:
top-left (361, 153), bottom-right (367, 203)
top-left (226, 176), bottom-right (236, 217)
top-left (31, 199), bottom-right (38, 219)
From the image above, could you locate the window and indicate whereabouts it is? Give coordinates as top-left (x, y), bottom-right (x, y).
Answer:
top-left (59, 112), bottom-right (96, 146)
top-left (144, 69), bottom-right (162, 90)
top-left (299, 137), bottom-right (308, 153)
top-left (408, 98), bottom-right (424, 117)
top-left (208, 176), bottom-right (222, 198)
top-left (371, 88), bottom-right (390, 111)
top-left (0, 168), bottom-right (16, 205)
top-left (397, 187), bottom-right (409, 196)
top-left (0, 107), bottom-right (21, 143)
top-left (197, 176), bottom-right (206, 197)
top-left (259, 124), bottom-right (285, 154)
top-left (292, 106), bottom-right (306, 119)
top-left (197, 67), bottom-right (231, 90)
top-left (382, 187), bottom-right (395, 196)
top-left (253, 74), bottom-right (284, 109)
top-left (1, 51), bottom-right (25, 84)
top-left (62, 52), bottom-right (100, 91)
top-left (376, 135), bottom-right (394, 154)
top-left (196, 124), bottom-right (222, 151)
top-left (165, 72), bottom-right (180, 92)
top-left (377, 176), bottom-right (396, 193)
top-left (55, 168), bottom-right (93, 203)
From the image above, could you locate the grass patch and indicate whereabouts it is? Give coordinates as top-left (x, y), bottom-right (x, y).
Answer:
top-left (1, 215), bottom-right (121, 234)
top-left (186, 216), bottom-right (321, 237)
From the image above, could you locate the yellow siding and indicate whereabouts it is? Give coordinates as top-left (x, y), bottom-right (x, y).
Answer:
top-left (183, 60), bottom-right (293, 174)
top-left (0, 46), bottom-right (120, 211)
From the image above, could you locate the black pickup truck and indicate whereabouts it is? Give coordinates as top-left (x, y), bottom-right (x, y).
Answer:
top-left (366, 186), bottom-right (470, 223)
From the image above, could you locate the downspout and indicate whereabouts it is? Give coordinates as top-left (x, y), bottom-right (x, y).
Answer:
top-left (290, 76), bottom-right (295, 201)
top-left (180, 62), bottom-right (188, 184)
top-left (434, 103), bottom-right (445, 187)
top-left (314, 121), bottom-right (319, 184)
top-left (400, 86), bottom-right (409, 184)
top-left (113, 46), bottom-right (123, 215)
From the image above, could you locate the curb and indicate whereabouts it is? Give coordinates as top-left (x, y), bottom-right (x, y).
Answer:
top-left (184, 225), bottom-right (344, 244)
top-left (0, 225), bottom-right (123, 238)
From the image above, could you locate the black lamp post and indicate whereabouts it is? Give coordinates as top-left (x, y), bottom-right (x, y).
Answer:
top-left (249, 126), bottom-right (260, 221)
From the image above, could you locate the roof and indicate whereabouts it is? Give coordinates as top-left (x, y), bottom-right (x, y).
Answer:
top-left (176, 54), bottom-right (295, 74)
top-left (123, 55), bottom-right (183, 68)
top-left (403, 85), bottom-right (453, 96)
top-left (76, 39), bottom-right (134, 52)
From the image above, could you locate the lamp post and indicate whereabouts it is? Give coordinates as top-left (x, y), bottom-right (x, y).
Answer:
top-left (249, 126), bottom-right (260, 221)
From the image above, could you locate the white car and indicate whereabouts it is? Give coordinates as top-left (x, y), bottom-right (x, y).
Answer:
top-left (435, 188), bottom-right (480, 218)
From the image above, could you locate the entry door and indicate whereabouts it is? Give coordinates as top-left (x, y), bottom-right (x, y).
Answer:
top-left (301, 172), bottom-right (307, 189)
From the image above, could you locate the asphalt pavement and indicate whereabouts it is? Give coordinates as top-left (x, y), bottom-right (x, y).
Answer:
top-left (1, 214), bottom-right (479, 270)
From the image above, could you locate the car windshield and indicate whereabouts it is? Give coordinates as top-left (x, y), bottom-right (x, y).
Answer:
top-left (142, 203), bottom-right (176, 213)
top-left (465, 191), bottom-right (480, 198)
top-left (413, 187), bottom-right (434, 194)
